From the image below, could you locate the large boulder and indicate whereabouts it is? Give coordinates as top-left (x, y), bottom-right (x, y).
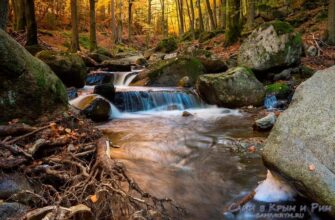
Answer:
top-left (262, 66), bottom-right (335, 217)
top-left (196, 67), bottom-right (265, 108)
top-left (36, 50), bottom-right (87, 88)
top-left (0, 30), bottom-right (68, 122)
top-left (238, 20), bottom-right (303, 72)
top-left (70, 94), bottom-right (111, 122)
top-left (133, 57), bottom-right (205, 87)
top-left (198, 57), bottom-right (228, 73)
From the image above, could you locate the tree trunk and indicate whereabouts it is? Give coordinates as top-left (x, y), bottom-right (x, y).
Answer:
top-left (128, 0), bottom-right (133, 41)
top-left (186, 0), bottom-right (195, 38)
top-left (117, 0), bottom-right (122, 43)
top-left (70, 0), bottom-right (80, 52)
top-left (246, 0), bottom-right (255, 31)
top-left (111, 0), bottom-right (116, 43)
top-left (147, 0), bottom-right (152, 24)
top-left (197, 0), bottom-right (204, 31)
top-left (89, 0), bottom-right (97, 51)
top-left (24, 0), bottom-right (38, 46)
top-left (14, 0), bottom-right (26, 31)
top-left (205, 0), bottom-right (216, 30)
top-left (225, 0), bottom-right (240, 44)
top-left (221, 0), bottom-right (226, 28)
top-left (213, 0), bottom-right (217, 27)
top-left (160, 0), bottom-right (167, 37)
top-left (0, 0), bottom-right (8, 30)
top-left (328, 0), bottom-right (335, 44)
top-left (178, 0), bottom-right (184, 35)
top-left (190, 0), bottom-right (195, 30)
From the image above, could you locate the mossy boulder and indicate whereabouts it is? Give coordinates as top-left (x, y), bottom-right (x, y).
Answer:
top-left (133, 57), bottom-right (205, 87)
top-left (155, 37), bottom-right (178, 53)
top-left (36, 50), bottom-right (87, 88)
top-left (0, 30), bottom-right (68, 123)
top-left (265, 82), bottom-right (292, 99)
top-left (196, 67), bottom-right (265, 108)
top-left (262, 66), bottom-right (335, 218)
top-left (238, 20), bottom-right (303, 72)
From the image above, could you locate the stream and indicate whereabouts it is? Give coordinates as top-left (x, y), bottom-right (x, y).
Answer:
top-left (82, 70), bottom-right (323, 220)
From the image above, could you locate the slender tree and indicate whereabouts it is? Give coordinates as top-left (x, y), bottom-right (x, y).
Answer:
top-left (177, 0), bottom-right (185, 35)
top-left (128, 0), bottom-right (133, 41)
top-left (328, 0), bottom-right (335, 44)
top-left (70, 0), bottom-right (80, 52)
top-left (111, 0), bottom-right (116, 42)
top-left (225, 0), bottom-right (240, 44)
top-left (245, 0), bottom-right (255, 31)
top-left (205, 0), bottom-right (216, 30)
top-left (117, 0), bottom-right (122, 43)
top-left (213, 0), bottom-right (217, 27)
top-left (89, 0), bottom-right (97, 51)
top-left (185, 0), bottom-right (195, 38)
top-left (220, 0), bottom-right (226, 28)
top-left (0, 0), bottom-right (8, 30)
top-left (197, 0), bottom-right (204, 31)
top-left (13, 0), bottom-right (26, 31)
top-left (160, 0), bottom-right (167, 37)
top-left (147, 0), bottom-right (152, 24)
top-left (24, 0), bottom-right (38, 46)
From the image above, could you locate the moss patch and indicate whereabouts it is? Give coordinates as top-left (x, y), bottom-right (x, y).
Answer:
top-left (155, 37), bottom-right (178, 53)
top-left (266, 82), bottom-right (290, 95)
top-left (261, 20), bottom-right (294, 35)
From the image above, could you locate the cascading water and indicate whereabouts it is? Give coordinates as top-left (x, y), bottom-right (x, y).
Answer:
top-left (264, 95), bottom-right (278, 110)
top-left (113, 89), bottom-right (205, 112)
top-left (86, 69), bottom-right (141, 86)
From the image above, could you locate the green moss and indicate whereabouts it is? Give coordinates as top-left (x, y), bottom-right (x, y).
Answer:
top-left (293, 33), bottom-right (302, 45)
top-left (266, 82), bottom-right (290, 94)
top-left (155, 37), bottom-right (178, 53)
top-left (261, 20), bottom-right (294, 35)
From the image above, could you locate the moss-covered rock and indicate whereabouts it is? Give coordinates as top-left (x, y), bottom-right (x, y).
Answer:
top-left (0, 30), bottom-right (68, 123)
top-left (133, 56), bottom-right (205, 87)
top-left (36, 50), bottom-right (87, 88)
top-left (265, 82), bottom-right (292, 99)
top-left (238, 20), bottom-right (303, 72)
top-left (196, 67), bottom-right (265, 108)
top-left (155, 37), bottom-right (178, 53)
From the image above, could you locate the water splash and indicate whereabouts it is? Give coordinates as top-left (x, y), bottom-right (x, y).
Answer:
top-left (254, 170), bottom-right (296, 202)
top-left (264, 95), bottom-right (278, 110)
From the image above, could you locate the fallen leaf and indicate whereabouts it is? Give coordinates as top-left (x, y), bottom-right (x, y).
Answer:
top-left (65, 128), bottom-right (72, 134)
top-left (308, 164), bottom-right (316, 171)
top-left (90, 194), bottom-right (98, 203)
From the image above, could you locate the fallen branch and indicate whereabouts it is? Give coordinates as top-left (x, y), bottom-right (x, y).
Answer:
top-left (6, 124), bottom-right (51, 145)
top-left (0, 123), bottom-right (36, 137)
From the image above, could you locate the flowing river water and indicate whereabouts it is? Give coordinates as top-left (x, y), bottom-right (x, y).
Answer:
top-left (79, 71), bottom-right (325, 220)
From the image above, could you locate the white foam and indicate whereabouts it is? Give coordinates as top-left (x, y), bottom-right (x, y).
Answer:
top-left (254, 170), bottom-right (296, 202)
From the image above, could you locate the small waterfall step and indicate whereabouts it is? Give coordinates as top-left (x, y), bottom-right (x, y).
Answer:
top-left (113, 88), bottom-right (205, 112)
top-left (86, 69), bottom-right (141, 86)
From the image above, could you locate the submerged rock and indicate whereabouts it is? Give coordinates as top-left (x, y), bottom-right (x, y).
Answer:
top-left (262, 65), bottom-right (335, 217)
top-left (133, 57), bottom-right (205, 87)
top-left (70, 95), bottom-right (111, 122)
top-left (0, 30), bottom-right (68, 122)
top-left (238, 20), bottom-right (303, 71)
top-left (36, 50), bottom-right (87, 88)
top-left (196, 67), bottom-right (265, 108)
top-left (86, 71), bottom-right (113, 85)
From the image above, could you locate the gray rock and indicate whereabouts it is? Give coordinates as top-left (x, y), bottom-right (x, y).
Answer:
top-left (307, 45), bottom-right (317, 57)
top-left (196, 67), bottom-right (265, 108)
top-left (101, 59), bottom-right (133, 71)
top-left (262, 65), bottom-right (335, 217)
top-left (238, 21), bottom-right (303, 71)
top-left (0, 202), bottom-right (29, 220)
top-left (273, 68), bottom-right (292, 81)
top-left (0, 174), bottom-right (32, 200)
top-left (254, 113), bottom-right (276, 131)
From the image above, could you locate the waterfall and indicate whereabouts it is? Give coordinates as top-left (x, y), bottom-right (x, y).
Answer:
top-left (112, 71), bottom-right (139, 86)
top-left (264, 95), bottom-right (278, 110)
top-left (86, 70), bottom-right (140, 86)
top-left (113, 90), bottom-right (205, 112)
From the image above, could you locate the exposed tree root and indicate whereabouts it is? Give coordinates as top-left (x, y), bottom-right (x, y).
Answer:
top-left (0, 113), bottom-right (184, 219)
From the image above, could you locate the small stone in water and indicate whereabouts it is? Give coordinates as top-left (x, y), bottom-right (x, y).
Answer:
top-left (182, 111), bottom-right (193, 117)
